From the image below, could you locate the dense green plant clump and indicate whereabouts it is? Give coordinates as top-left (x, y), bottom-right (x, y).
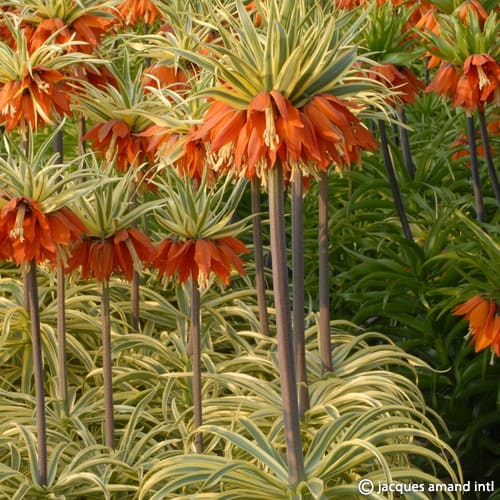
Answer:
top-left (1, 0), bottom-right (499, 498)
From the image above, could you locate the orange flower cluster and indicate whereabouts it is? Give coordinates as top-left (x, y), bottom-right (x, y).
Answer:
top-left (142, 63), bottom-right (189, 95)
top-left (426, 62), bottom-right (459, 98)
top-left (417, 1), bottom-right (488, 70)
top-left (426, 55), bottom-right (500, 113)
top-left (453, 295), bottom-right (500, 357)
top-left (416, 8), bottom-right (442, 68)
top-left (456, 0), bottom-right (489, 25)
top-left (139, 124), bottom-right (176, 161)
top-left (0, 0), bottom-right (116, 131)
top-left (115, 0), bottom-right (163, 26)
top-left (196, 90), bottom-right (376, 182)
top-left (368, 63), bottom-right (424, 105)
top-left (140, 124), bottom-right (216, 184)
top-left (0, 197), bottom-right (86, 265)
top-left (0, 68), bottom-right (71, 131)
top-left (0, 3), bottom-right (114, 51)
top-left (0, 5), bottom-right (114, 131)
top-left (28, 15), bottom-right (114, 53)
top-left (76, 63), bottom-right (119, 91)
top-left (461, 54), bottom-right (500, 110)
top-left (153, 236), bottom-right (249, 286)
top-left (178, 126), bottom-right (214, 183)
top-left (66, 228), bottom-right (155, 282)
top-left (83, 119), bottom-right (150, 171)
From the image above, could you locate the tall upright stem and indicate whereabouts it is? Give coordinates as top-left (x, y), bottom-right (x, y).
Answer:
top-left (318, 170), bottom-right (332, 373)
top-left (129, 184), bottom-right (140, 332)
top-left (101, 280), bottom-right (115, 449)
top-left (27, 259), bottom-right (48, 486)
top-left (397, 108), bottom-right (415, 180)
top-left (53, 126), bottom-right (69, 414)
top-left (56, 265), bottom-right (68, 415)
top-left (190, 281), bottom-right (203, 453)
top-left (21, 129), bottom-right (30, 310)
top-left (378, 120), bottom-right (413, 241)
top-left (477, 110), bottom-right (500, 207)
top-left (78, 114), bottom-right (86, 157)
top-left (251, 177), bottom-right (269, 336)
top-left (268, 166), bottom-right (305, 490)
top-left (466, 115), bottom-right (485, 223)
top-left (53, 127), bottom-right (64, 162)
top-left (131, 270), bottom-right (140, 332)
top-left (424, 56), bottom-right (430, 85)
top-left (292, 175), bottom-right (310, 416)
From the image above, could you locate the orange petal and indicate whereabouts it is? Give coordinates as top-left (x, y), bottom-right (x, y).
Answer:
top-left (210, 109), bottom-right (246, 152)
top-left (128, 228), bottom-right (155, 263)
top-left (453, 295), bottom-right (483, 317)
top-left (194, 239), bottom-right (214, 277)
top-left (249, 91), bottom-right (272, 113)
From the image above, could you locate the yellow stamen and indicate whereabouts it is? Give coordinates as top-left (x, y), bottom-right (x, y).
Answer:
top-left (255, 159), bottom-right (270, 189)
top-left (106, 133), bottom-right (118, 162)
top-left (9, 202), bottom-right (26, 241)
top-left (33, 73), bottom-right (50, 93)
top-left (2, 103), bottom-right (16, 116)
top-left (476, 66), bottom-right (490, 90)
top-left (197, 271), bottom-right (211, 290)
top-left (125, 235), bottom-right (142, 271)
top-left (263, 107), bottom-right (280, 150)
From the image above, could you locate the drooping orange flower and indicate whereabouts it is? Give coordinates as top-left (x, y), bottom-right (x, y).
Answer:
top-left (196, 90), bottom-right (376, 182)
top-left (83, 119), bottom-right (149, 171)
top-left (0, 67), bottom-right (71, 131)
top-left (115, 0), bottom-right (163, 26)
top-left (196, 93), bottom-right (292, 179)
top-left (0, 193), bottom-right (12, 261)
top-left (28, 17), bottom-right (70, 51)
top-left (0, 197), bottom-right (86, 265)
top-left (66, 228), bottom-right (155, 282)
top-left (69, 62), bottom-right (119, 97)
top-left (142, 63), bottom-right (188, 95)
top-left (300, 94), bottom-right (377, 171)
top-left (178, 125), bottom-right (215, 184)
top-left (457, 0), bottom-right (488, 26)
top-left (196, 100), bottom-right (245, 157)
top-left (152, 236), bottom-right (249, 287)
top-left (28, 14), bottom-right (114, 53)
top-left (369, 63), bottom-right (425, 105)
top-left (453, 73), bottom-right (480, 112)
top-left (460, 54), bottom-right (500, 110)
top-left (425, 62), bottom-right (461, 100)
top-left (401, 0), bottom-right (434, 30)
top-left (139, 124), bottom-right (176, 161)
top-left (418, 2), bottom-right (489, 70)
top-left (451, 131), bottom-right (494, 166)
top-left (113, 228), bottom-right (155, 280)
top-left (0, 9), bottom-right (31, 47)
top-left (449, 54), bottom-right (499, 114)
top-left (453, 295), bottom-right (500, 357)
top-left (138, 123), bottom-right (214, 184)
top-left (416, 8), bottom-right (443, 69)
